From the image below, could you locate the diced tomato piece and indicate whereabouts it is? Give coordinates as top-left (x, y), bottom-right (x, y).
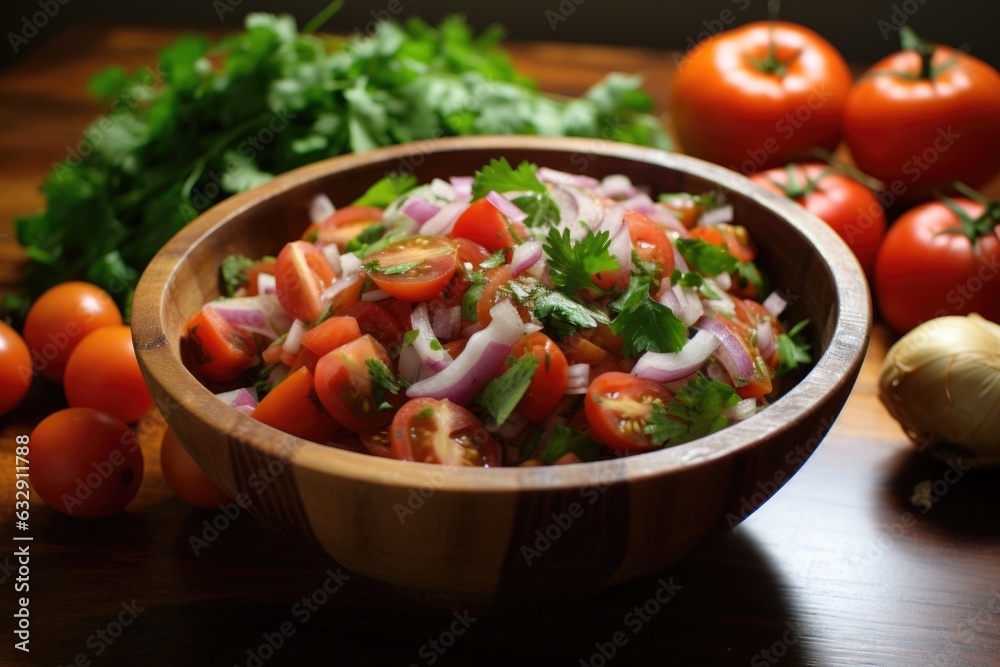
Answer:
top-left (184, 308), bottom-right (258, 383)
top-left (251, 367), bottom-right (341, 444)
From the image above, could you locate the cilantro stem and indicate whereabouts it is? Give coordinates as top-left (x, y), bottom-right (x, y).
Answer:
top-left (303, 0), bottom-right (345, 34)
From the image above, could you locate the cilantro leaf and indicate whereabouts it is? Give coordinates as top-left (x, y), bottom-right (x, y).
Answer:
top-left (609, 277), bottom-right (686, 357)
top-left (512, 192), bottom-right (560, 228)
top-left (402, 329), bottom-right (419, 345)
top-left (509, 281), bottom-right (609, 338)
top-left (480, 249), bottom-right (507, 269)
top-left (474, 354), bottom-right (540, 425)
top-left (461, 271), bottom-right (486, 321)
top-left (675, 238), bottom-right (738, 277)
top-left (541, 426), bottom-right (603, 463)
top-left (544, 227), bottom-right (619, 294)
top-left (352, 174), bottom-right (417, 208)
top-left (220, 255), bottom-right (256, 297)
top-left (776, 319), bottom-right (811, 376)
top-left (365, 358), bottom-right (410, 408)
top-left (644, 376), bottom-right (741, 447)
top-left (671, 269), bottom-right (721, 300)
top-left (471, 157), bottom-right (546, 200)
top-left (364, 258), bottom-right (422, 275)
top-left (735, 260), bottom-right (765, 295)
top-left (345, 224), bottom-right (387, 254)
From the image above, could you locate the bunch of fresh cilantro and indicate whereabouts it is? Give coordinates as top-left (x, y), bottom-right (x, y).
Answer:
top-left (10, 10), bottom-right (670, 319)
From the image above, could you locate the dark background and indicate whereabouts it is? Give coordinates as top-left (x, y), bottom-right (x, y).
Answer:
top-left (2, 0), bottom-right (999, 71)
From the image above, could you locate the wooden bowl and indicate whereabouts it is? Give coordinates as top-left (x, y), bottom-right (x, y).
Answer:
top-left (132, 136), bottom-right (870, 604)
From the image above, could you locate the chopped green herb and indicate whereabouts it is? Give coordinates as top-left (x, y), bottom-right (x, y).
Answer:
top-left (644, 376), bottom-right (741, 447)
top-left (221, 255), bottom-right (256, 297)
top-left (675, 237), bottom-right (738, 277)
top-left (365, 358), bottom-right (410, 406)
top-left (510, 281), bottom-right (609, 338)
top-left (363, 258), bottom-right (422, 275)
top-left (474, 354), bottom-right (539, 425)
top-left (402, 329), bottom-right (419, 345)
top-left (417, 407), bottom-right (435, 420)
top-left (472, 158), bottom-right (546, 200)
top-left (735, 260), bottom-right (766, 295)
top-left (461, 271), bottom-right (486, 320)
top-left (345, 224), bottom-right (387, 254)
top-left (544, 227), bottom-right (619, 294)
top-left (512, 192), bottom-right (561, 228)
top-left (429, 339), bottom-right (443, 351)
top-left (776, 319), bottom-right (811, 376)
top-left (670, 269), bottom-right (721, 300)
top-left (609, 276), bottom-right (686, 357)
top-left (480, 249), bottom-right (507, 269)
top-left (541, 426), bottom-right (602, 463)
top-left (352, 174), bottom-right (417, 208)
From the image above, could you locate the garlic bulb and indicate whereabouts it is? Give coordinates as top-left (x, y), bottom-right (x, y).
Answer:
top-left (879, 314), bottom-right (1000, 467)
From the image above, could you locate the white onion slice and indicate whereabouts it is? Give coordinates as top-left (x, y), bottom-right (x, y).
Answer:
top-left (309, 194), bottom-right (335, 225)
top-left (323, 243), bottom-right (342, 277)
top-left (449, 176), bottom-right (473, 201)
top-left (697, 315), bottom-right (755, 380)
top-left (421, 201), bottom-right (469, 236)
top-left (724, 398), bottom-right (758, 423)
top-left (431, 304), bottom-right (461, 340)
top-left (538, 167), bottom-right (600, 189)
top-left (757, 320), bottom-right (776, 360)
top-left (565, 363), bottom-right (590, 395)
top-left (608, 224), bottom-right (633, 278)
top-left (713, 272), bottom-right (732, 292)
top-left (205, 295), bottom-right (292, 340)
top-left (339, 252), bottom-right (363, 278)
top-left (762, 292), bottom-right (788, 318)
top-left (485, 191), bottom-right (528, 224)
top-left (256, 272), bottom-right (276, 296)
top-left (216, 387), bottom-right (259, 415)
top-left (698, 204), bottom-right (734, 227)
top-left (397, 344), bottom-right (423, 384)
top-left (632, 329), bottom-right (720, 382)
top-left (510, 240), bottom-right (543, 276)
top-left (283, 319), bottom-right (306, 355)
top-left (599, 174), bottom-right (635, 199)
top-left (409, 302), bottom-right (453, 373)
top-left (429, 178), bottom-right (456, 202)
top-left (406, 300), bottom-right (526, 405)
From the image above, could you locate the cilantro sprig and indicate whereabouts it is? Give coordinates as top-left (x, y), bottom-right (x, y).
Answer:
top-left (644, 376), bottom-right (741, 447)
top-left (352, 174), bottom-right (417, 208)
top-left (220, 254), bottom-right (256, 297)
top-left (471, 158), bottom-right (546, 200)
top-left (474, 355), bottom-right (540, 425)
top-left (509, 281), bottom-right (609, 338)
top-left (544, 227), bottom-right (619, 295)
top-left (365, 358), bottom-right (410, 410)
top-left (541, 426), bottom-right (602, 463)
top-left (776, 319), bottom-right (811, 376)
top-left (675, 237), bottom-right (765, 294)
top-left (609, 274), bottom-right (686, 357)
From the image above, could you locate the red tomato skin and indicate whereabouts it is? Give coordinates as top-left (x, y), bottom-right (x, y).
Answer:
top-left (161, 427), bottom-right (231, 509)
top-left (508, 333), bottom-right (569, 422)
top-left (451, 198), bottom-right (527, 252)
top-left (624, 210), bottom-right (675, 278)
top-left (751, 163), bottom-right (887, 274)
top-left (843, 47), bottom-right (1000, 197)
top-left (23, 281), bottom-right (123, 382)
top-left (64, 326), bottom-right (153, 424)
top-left (251, 366), bottom-right (341, 444)
top-left (389, 397), bottom-right (499, 466)
top-left (275, 241), bottom-right (335, 323)
top-left (366, 236), bottom-right (459, 302)
top-left (184, 309), bottom-right (259, 383)
top-left (875, 198), bottom-right (1000, 333)
top-left (671, 22), bottom-right (852, 172)
top-left (584, 372), bottom-right (673, 454)
top-left (314, 335), bottom-right (398, 433)
top-left (0, 321), bottom-right (32, 415)
top-left (30, 408), bottom-right (144, 519)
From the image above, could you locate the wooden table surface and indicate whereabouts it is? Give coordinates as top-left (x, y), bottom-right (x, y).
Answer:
top-left (2, 24), bottom-right (1000, 667)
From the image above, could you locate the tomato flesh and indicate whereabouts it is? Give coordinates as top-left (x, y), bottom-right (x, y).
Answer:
top-left (451, 198), bottom-right (527, 252)
top-left (584, 372), bottom-right (673, 453)
top-left (508, 332), bottom-right (569, 422)
top-left (366, 235), bottom-right (459, 302)
top-left (252, 366), bottom-right (341, 443)
top-left (314, 334), bottom-right (400, 433)
top-left (185, 308), bottom-right (258, 383)
top-left (275, 241), bottom-right (336, 323)
top-left (625, 210), bottom-right (674, 278)
top-left (390, 397), bottom-right (499, 466)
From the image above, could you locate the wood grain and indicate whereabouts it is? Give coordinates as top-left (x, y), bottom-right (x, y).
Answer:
top-left (2, 23), bottom-right (999, 667)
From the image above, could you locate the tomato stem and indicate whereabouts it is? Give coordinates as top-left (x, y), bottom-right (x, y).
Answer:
top-left (810, 147), bottom-right (885, 191)
top-left (899, 26), bottom-right (936, 80)
top-left (935, 190), bottom-right (1000, 244)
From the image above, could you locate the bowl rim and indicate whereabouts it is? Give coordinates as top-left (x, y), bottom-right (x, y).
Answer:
top-left (133, 135), bottom-right (871, 493)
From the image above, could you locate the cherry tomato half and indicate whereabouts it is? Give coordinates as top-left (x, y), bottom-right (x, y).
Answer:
top-left (184, 308), bottom-right (259, 383)
top-left (275, 241), bottom-right (336, 323)
top-left (625, 210), bottom-right (674, 278)
top-left (23, 281), bottom-right (123, 382)
top-left (64, 325), bottom-right (153, 424)
top-left (390, 397), bottom-right (499, 466)
top-left (160, 427), bottom-right (231, 509)
top-left (252, 366), bottom-right (341, 444)
top-left (508, 332), bottom-right (569, 422)
top-left (0, 321), bottom-right (31, 415)
top-left (311, 206), bottom-right (384, 251)
top-left (584, 372), bottom-right (673, 453)
top-left (366, 235), bottom-right (459, 302)
top-left (451, 198), bottom-right (528, 252)
top-left (31, 407), bottom-right (144, 518)
top-left (314, 334), bottom-right (400, 433)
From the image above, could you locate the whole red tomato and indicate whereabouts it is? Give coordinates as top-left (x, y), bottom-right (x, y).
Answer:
top-left (671, 21), bottom-right (852, 173)
top-left (843, 34), bottom-right (1000, 198)
top-left (874, 197), bottom-right (1000, 333)
top-left (751, 163), bottom-right (887, 274)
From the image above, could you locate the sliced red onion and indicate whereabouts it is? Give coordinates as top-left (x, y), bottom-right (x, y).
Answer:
top-left (283, 319), bottom-right (306, 355)
top-left (216, 387), bottom-right (259, 415)
top-left (619, 192), bottom-right (657, 215)
top-left (205, 295), bottom-right (292, 339)
top-left (538, 167), bottom-right (600, 190)
top-left (256, 272), bottom-right (276, 296)
top-left (643, 205), bottom-right (689, 235)
top-left (696, 316), bottom-right (755, 381)
top-left (698, 204), bottom-right (734, 227)
top-left (565, 363), bottom-right (590, 395)
top-left (420, 201), bottom-right (469, 236)
top-left (705, 360), bottom-right (731, 386)
top-left (632, 329), bottom-right (719, 382)
top-left (429, 178), bottom-right (457, 202)
top-left (323, 243), bottom-right (342, 277)
top-left (757, 320), bottom-right (775, 360)
top-left (461, 321), bottom-right (484, 338)
top-left (406, 300), bottom-right (525, 405)
top-left (409, 303), bottom-right (453, 372)
top-left (401, 196), bottom-right (442, 224)
top-left (397, 344), bottom-right (422, 384)
top-left (724, 398), bottom-right (758, 423)
top-left (599, 174), bottom-right (636, 199)
top-left (339, 252), bottom-right (363, 277)
top-left (485, 191), bottom-right (528, 225)
top-left (321, 272), bottom-right (363, 306)
top-left (510, 240), bottom-right (543, 276)
top-left (762, 292), bottom-right (788, 318)
top-left (431, 304), bottom-right (461, 340)
top-left (608, 224), bottom-right (633, 277)
top-left (659, 285), bottom-right (703, 327)
top-left (553, 185), bottom-right (604, 239)
top-left (309, 194), bottom-right (335, 225)
top-left (449, 176), bottom-right (473, 201)
top-left (361, 289), bottom-right (392, 302)
top-left (658, 284), bottom-right (681, 311)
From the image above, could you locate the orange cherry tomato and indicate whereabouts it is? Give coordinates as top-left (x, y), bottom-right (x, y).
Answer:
top-left (23, 281), bottom-right (123, 382)
top-left (160, 427), bottom-right (231, 509)
top-left (0, 321), bottom-right (31, 415)
top-left (389, 397), bottom-right (499, 466)
top-left (251, 366), bottom-right (341, 444)
top-left (63, 326), bottom-right (153, 424)
top-left (184, 308), bottom-right (259, 383)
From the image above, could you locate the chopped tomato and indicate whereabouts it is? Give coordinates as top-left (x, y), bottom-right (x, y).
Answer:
top-left (251, 367), bottom-right (341, 444)
top-left (475, 265), bottom-right (529, 327)
top-left (301, 317), bottom-right (363, 358)
top-left (507, 332), bottom-right (569, 422)
top-left (584, 372), bottom-right (673, 453)
top-left (184, 308), bottom-right (258, 383)
top-left (690, 224), bottom-right (757, 263)
top-left (360, 429), bottom-right (394, 458)
top-left (327, 272), bottom-right (365, 317)
top-left (561, 335), bottom-right (619, 377)
top-left (275, 241), bottom-right (335, 323)
top-left (342, 302), bottom-right (403, 349)
top-left (451, 198), bottom-right (528, 253)
top-left (453, 237), bottom-right (493, 267)
top-left (442, 338), bottom-right (469, 358)
top-left (366, 235), bottom-right (459, 302)
top-left (625, 210), bottom-right (674, 278)
top-left (390, 397), bottom-right (499, 466)
top-left (309, 205), bottom-right (384, 250)
top-left (314, 334), bottom-right (401, 433)
top-left (384, 299), bottom-right (413, 331)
